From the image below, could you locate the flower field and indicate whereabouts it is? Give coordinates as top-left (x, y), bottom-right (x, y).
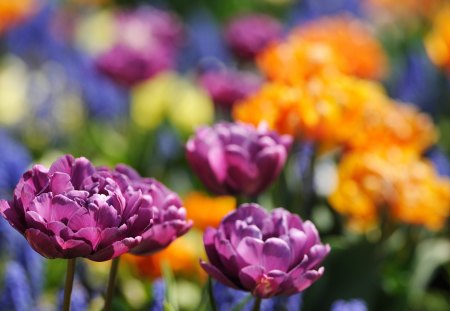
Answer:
top-left (0, 0), bottom-right (450, 310)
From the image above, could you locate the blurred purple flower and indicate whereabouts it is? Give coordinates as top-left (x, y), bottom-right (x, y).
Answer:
top-left (225, 14), bottom-right (283, 60)
top-left (201, 204), bottom-right (330, 298)
top-left (0, 261), bottom-right (33, 311)
top-left (199, 69), bottom-right (261, 109)
top-left (186, 122), bottom-right (292, 197)
top-left (116, 7), bottom-right (183, 49)
top-left (213, 280), bottom-right (302, 311)
top-left (96, 6), bottom-right (183, 86)
top-left (331, 299), bottom-right (368, 311)
top-left (0, 155), bottom-right (154, 261)
top-left (111, 165), bottom-right (192, 255)
top-left (96, 44), bottom-right (174, 87)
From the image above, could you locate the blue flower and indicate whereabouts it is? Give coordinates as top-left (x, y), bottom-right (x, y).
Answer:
top-left (0, 130), bottom-right (31, 199)
top-left (16, 239), bottom-right (45, 300)
top-left (56, 280), bottom-right (89, 311)
top-left (5, 2), bottom-right (127, 121)
top-left (0, 261), bottom-right (34, 311)
top-left (213, 281), bottom-right (302, 311)
top-left (425, 147), bottom-right (450, 177)
top-left (178, 9), bottom-right (231, 72)
top-left (288, 0), bottom-right (363, 26)
top-left (389, 44), bottom-right (445, 117)
top-left (149, 278), bottom-right (166, 311)
top-left (331, 299), bottom-right (368, 311)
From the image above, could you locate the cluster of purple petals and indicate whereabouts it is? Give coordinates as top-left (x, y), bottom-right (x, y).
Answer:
top-left (201, 204), bottom-right (330, 298)
top-left (96, 6), bottom-right (183, 86)
top-left (110, 165), bottom-right (192, 255)
top-left (224, 14), bottom-right (283, 60)
top-left (0, 155), bottom-right (191, 261)
top-left (186, 122), bottom-right (292, 197)
top-left (198, 69), bottom-right (261, 108)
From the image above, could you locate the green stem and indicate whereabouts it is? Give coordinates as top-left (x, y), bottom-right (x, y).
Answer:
top-left (252, 297), bottom-right (262, 311)
top-left (62, 258), bottom-right (77, 311)
top-left (104, 257), bottom-right (121, 311)
top-left (208, 277), bottom-right (218, 311)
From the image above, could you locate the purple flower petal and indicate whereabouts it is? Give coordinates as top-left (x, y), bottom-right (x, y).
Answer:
top-left (200, 260), bottom-right (240, 289)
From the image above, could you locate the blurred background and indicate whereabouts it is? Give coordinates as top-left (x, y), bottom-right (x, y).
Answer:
top-left (0, 0), bottom-right (450, 310)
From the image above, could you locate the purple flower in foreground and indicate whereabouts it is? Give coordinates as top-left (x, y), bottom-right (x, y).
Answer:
top-left (225, 14), bottom-right (283, 60)
top-left (199, 69), bottom-right (261, 108)
top-left (0, 155), bottom-right (154, 261)
top-left (111, 165), bottom-right (192, 255)
top-left (186, 122), bottom-right (292, 197)
top-left (201, 204), bottom-right (330, 298)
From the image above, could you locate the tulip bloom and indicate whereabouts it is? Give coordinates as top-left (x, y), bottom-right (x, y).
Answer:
top-left (186, 122), bottom-right (292, 197)
top-left (0, 155), bottom-right (155, 261)
top-left (111, 165), bottom-right (192, 255)
top-left (224, 14), bottom-right (282, 60)
top-left (198, 69), bottom-right (261, 109)
top-left (201, 204), bottom-right (330, 298)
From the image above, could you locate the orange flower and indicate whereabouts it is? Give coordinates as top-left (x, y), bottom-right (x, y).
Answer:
top-left (346, 101), bottom-right (437, 154)
top-left (258, 15), bottom-right (387, 82)
top-left (233, 82), bottom-right (304, 137)
top-left (123, 232), bottom-right (206, 281)
top-left (0, 0), bottom-right (36, 33)
top-left (425, 4), bottom-right (450, 73)
top-left (329, 149), bottom-right (450, 231)
top-left (258, 39), bottom-right (342, 84)
top-left (234, 72), bottom-right (390, 148)
top-left (184, 192), bottom-right (236, 231)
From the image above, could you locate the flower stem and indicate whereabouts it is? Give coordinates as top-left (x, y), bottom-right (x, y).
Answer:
top-left (208, 277), bottom-right (218, 311)
top-left (62, 258), bottom-right (77, 311)
top-left (104, 257), bottom-right (121, 311)
top-left (252, 297), bottom-right (262, 311)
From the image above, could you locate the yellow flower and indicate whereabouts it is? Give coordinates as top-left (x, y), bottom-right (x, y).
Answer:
top-left (425, 4), bottom-right (450, 73)
top-left (0, 56), bottom-right (28, 126)
top-left (258, 15), bottom-right (387, 83)
top-left (184, 192), bottom-right (236, 231)
top-left (0, 0), bottom-right (36, 33)
top-left (131, 72), bottom-right (214, 134)
top-left (329, 149), bottom-right (450, 231)
top-left (75, 9), bottom-right (116, 55)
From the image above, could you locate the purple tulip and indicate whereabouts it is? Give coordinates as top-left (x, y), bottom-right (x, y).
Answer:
top-left (0, 155), bottom-right (154, 261)
top-left (201, 204), bottom-right (330, 298)
top-left (115, 7), bottom-right (183, 49)
top-left (96, 6), bottom-right (183, 87)
top-left (198, 69), bottom-right (261, 108)
top-left (186, 122), bottom-right (292, 197)
top-left (110, 165), bottom-right (192, 255)
top-left (224, 14), bottom-right (283, 60)
top-left (96, 44), bottom-right (175, 87)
